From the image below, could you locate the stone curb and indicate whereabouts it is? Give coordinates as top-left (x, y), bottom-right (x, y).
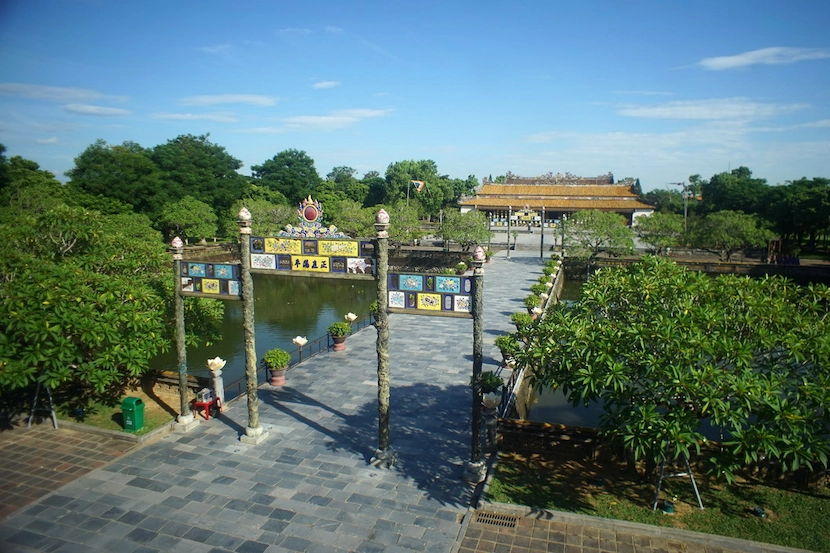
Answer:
top-left (55, 418), bottom-right (175, 444)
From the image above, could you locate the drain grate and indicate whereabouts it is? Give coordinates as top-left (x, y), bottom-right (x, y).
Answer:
top-left (475, 511), bottom-right (519, 528)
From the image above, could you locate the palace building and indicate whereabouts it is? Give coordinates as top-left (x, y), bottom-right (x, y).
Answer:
top-left (459, 172), bottom-right (653, 228)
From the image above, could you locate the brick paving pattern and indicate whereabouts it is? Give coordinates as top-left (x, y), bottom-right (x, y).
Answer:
top-left (0, 424), bottom-right (136, 521)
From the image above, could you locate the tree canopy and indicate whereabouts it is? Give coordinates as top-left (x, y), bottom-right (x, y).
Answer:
top-left (563, 210), bottom-right (635, 261)
top-left (252, 149), bottom-right (321, 204)
top-left (513, 256), bottom-right (830, 483)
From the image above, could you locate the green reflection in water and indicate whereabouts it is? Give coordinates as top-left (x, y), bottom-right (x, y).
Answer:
top-left (153, 273), bottom-right (376, 390)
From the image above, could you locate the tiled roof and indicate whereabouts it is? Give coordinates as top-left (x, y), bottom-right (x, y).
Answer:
top-left (459, 197), bottom-right (654, 211)
top-left (473, 184), bottom-right (638, 198)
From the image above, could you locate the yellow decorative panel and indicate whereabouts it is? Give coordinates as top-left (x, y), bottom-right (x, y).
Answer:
top-left (291, 256), bottom-right (332, 272)
top-left (417, 293), bottom-right (442, 311)
top-left (202, 279), bottom-right (221, 294)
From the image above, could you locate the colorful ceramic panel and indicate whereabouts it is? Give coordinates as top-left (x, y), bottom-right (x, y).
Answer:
top-left (227, 280), bottom-right (240, 296)
top-left (182, 277), bottom-right (195, 292)
top-left (398, 274), bottom-right (424, 291)
top-left (347, 257), bottom-right (375, 275)
top-left (454, 295), bottom-right (471, 313)
top-left (264, 238), bottom-right (302, 254)
top-left (389, 291), bottom-right (406, 308)
top-left (187, 263), bottom-right (206, 277)
top-left (435, 276), bottom-right (461, 294)
top-left (417, 293), bottom-right (442, 310)
top-left (213, 264), bottom-right (235, 279)
top-left (319, 240), bottom-right (358, 257)
top-left (202, 279), bottom-right (221, 294)
top-left (251, 254), bottom-right (276, 270)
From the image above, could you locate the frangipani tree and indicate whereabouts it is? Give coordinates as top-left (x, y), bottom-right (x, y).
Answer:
top-left (513, 256), bottom-right (830, 483)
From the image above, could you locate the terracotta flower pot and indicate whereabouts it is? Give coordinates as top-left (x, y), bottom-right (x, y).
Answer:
top-left (332, 335), bottom-right (347, 352)
top-left (269, 368), bottom-right (286, 386)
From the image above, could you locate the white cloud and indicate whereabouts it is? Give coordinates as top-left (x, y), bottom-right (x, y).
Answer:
top-left (698, 47), bottom-right (830, 70)
top-left (284, 109), bottom-right (392, 131)
top-left (618, 98), bottom-right (808, 120)
top-left (325, 26), bottom-right (344, 34)
top-left (276, 27), bottom-right (311, 36)
top-left (181, 94), bottom-right (278, 107)
top-left (199, 43), bottom-right (234, 56)
top-left (35, 137), bottom-right (59, 145)
top-left (796, 119), bottom-right (830, 129)
top-left (0, 82), bottom-right (126, 103)
top-left (63, 104), bottom-right (131, 116)
top-left (151, 112), bottom-right (238, 123)
top-left (312, 81), bottom-right (340, 89)
top-left (240, 108), bottom-right (393, 133)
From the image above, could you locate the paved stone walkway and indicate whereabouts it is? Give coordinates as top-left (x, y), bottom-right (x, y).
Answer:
top-left (0, 239), bottom-right (814, 553)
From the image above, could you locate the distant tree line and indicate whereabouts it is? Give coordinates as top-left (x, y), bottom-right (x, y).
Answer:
top-left (640, 167), bottom-right (830, 257)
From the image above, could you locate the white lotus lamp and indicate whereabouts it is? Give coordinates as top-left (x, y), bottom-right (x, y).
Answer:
top-left (292, 336), bottom-right (308, 347)
top-left (206, 357), bottom-right (226, 372)
top-left (345, 312), bottom-right (357, 323)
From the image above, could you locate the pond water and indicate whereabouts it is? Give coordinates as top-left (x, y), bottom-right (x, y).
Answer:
top-left (152, 273), bottom-right (376, 392)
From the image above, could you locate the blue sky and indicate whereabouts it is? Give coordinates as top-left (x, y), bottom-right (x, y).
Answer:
top-left (1, 1), bottom-right (829, 192)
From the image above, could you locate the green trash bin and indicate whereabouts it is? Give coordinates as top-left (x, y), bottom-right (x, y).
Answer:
top-left (122, 397), bottom-right (144, 433)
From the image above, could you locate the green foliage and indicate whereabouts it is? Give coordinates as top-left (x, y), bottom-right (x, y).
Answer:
top-left (523, 294), bottom-right (541, 309)
top-left (635, 212), bottom-right (684, 255)
top-left (702, 166), bottom-right (768, 214)
top-left (252, 149), bottom-right (321, 204)
top-left (478, 371), bottom-right (504, 394)
top-left (0, 156), bottom-right (67, 214)
top-left (66, 139), bottom-right (165, 217)
top-left (261, 348), bottom-right (291, 370)
top-left (530, 283), bottom-right (548, 296)
top-left (158, 196), bottom-right (218, 242)
top-left (455, 262), bottom-right (467, 273)
top-left (382, 201), bottom-right (423, 246)
top-left (564, 210), bottom-right (634, 261)
top-left (327, 321), bottom-right (352, 337)
top-left (510, 312), bottom-right (533, 330)
top-left (327, 199), bottom-right (377, 238)
top-left (515, 256), bottom-right (830, 483)
top-left (495, 334), bottom-right (520, 358)
top-left (690, 210), bottom-right (773, 261)
top-left (223, 198), bottom-right (295, 238)
top-left (440, 209), bottom-right (493, 251)
top-left (0, 165), bottom-right (223, 401)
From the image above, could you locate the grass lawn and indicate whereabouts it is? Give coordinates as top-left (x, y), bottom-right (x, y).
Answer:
top-left (65, 388), bottom-right (177, 436)
top-left (487, 450), bottom-right (830, 552)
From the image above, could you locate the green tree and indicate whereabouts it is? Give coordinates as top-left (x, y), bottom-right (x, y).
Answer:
top-left (151, 134), bottom-right (249, 224)
top-left (223, 198), bottom-right (295, 237)
top-left (157, 196), bottom-right (218, 243)
top-left (634, 212), bottom-right (684, 255)
top-left (641, 189), bottom-right (684, 214)
top-left (440, 209), bottom-right (493, 251)
top-left (564, 210), bottom-right (635, 263)
top-left (690, 210), bottom-right (772, 261)
top-left (0, 156), bottom-right (67, 214)
top-left (513, 256), bottom-right (830, 483)
top-left (701, 167), bottom-right (769, 215)
top-left (66, 139), bottom-right (165, 217)
top-left (362, 170), bottom-right (388, 207)
top-left (252, 149), bottom-right (321, 204)
top-left (0, 158), bottom-right (223, 409)
top-left (383, 201), bottom-right (422, 247)
top-left (327, 199), bottom-right (376, 238)
top-left (765, 177), bottom-right (830, 249)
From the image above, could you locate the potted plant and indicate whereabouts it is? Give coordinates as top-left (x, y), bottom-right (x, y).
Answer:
top-left (328, 321), bottom-right (351, 351)
top-left (530, 283), bottom-right (548, 296)
top-left (262, 348), bottom-right (291, 386)
top-left (484, 249), bottom-right (494, 263)
top-left (494, 335), bottom-right (520, 367)
top-left (524, 294), bottom-right (542, 315)
top-left (455, 262), bottom-right (467, 275)
top-left (479, 371), bottom-right (504, 394)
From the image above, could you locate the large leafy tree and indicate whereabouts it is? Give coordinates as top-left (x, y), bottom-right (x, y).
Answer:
top-left (157, 196), bottom-right (218, 243)
top-left (514, 256), bottom-right (830, 483)
top-left (690, 210), bottom-right (772, 261)
top-left (440, 209), bottom-right (493, 251)
top-left (765, 177), bottom-right (830, 249)
top-left (0, 155), bottom-right (67, 214)
top-left (0, 159), bottom-right (223, 407)
top-left (635, 212), bottom-right (684, 255)
top-left (701, 166), bottom-right (769, 215)
top-left (564, 210), bottom-right (635, 262)
top-left (66, 139), bottom-right (165, 217)
top-left (252, 149), bottom-right (321, 204)
top-left (223, 198), bottom-right (295, 237)
top-left (151, 134), bottom-right (249, 222)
